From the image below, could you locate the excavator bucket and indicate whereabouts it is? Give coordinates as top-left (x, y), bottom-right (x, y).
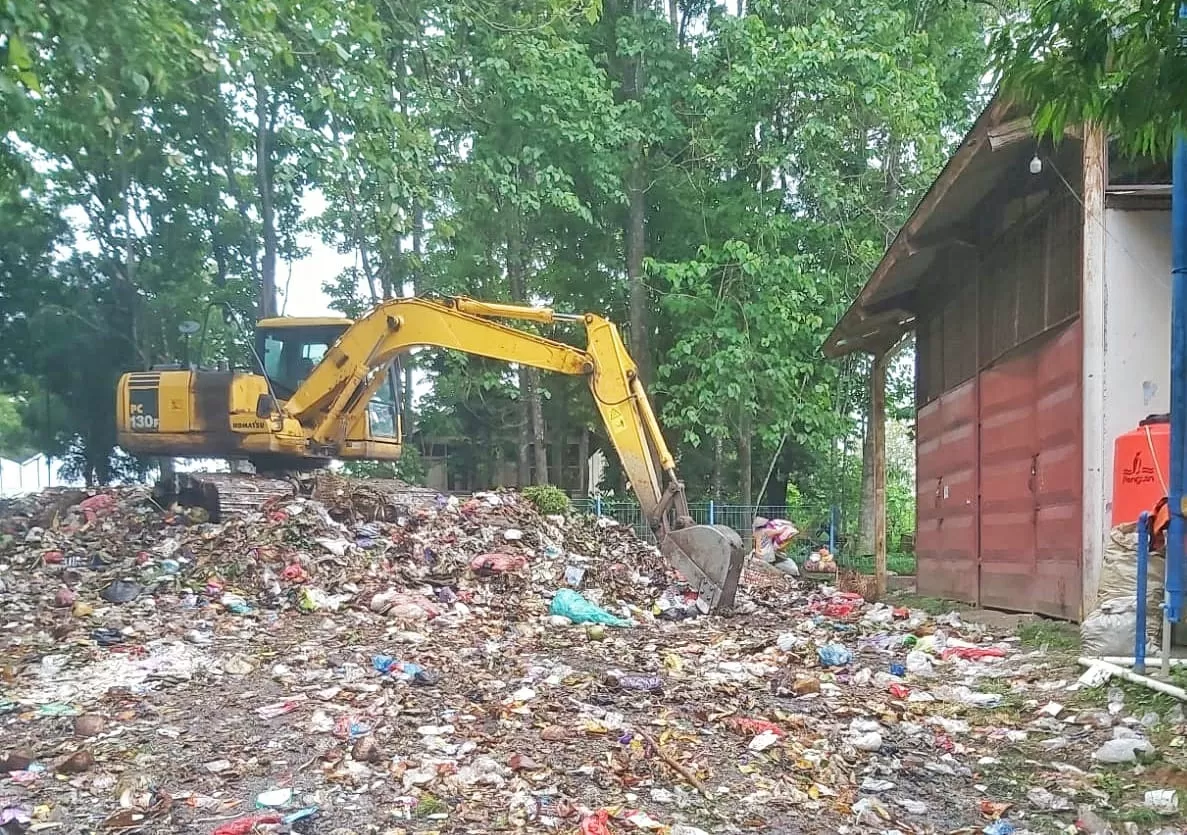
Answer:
top-left (658, 524), bottom-right (746, 611)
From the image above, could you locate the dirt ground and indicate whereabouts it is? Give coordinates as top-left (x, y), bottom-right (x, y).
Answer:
top-left (3, 489), bottom-right (1187, 834)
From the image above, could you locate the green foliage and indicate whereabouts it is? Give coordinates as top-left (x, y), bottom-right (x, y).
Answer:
top-left (992, 0), bottom-right (1187, 157)
top-left (2, 0), bottom-right (989, 504)
top-left (0, 394), bottom-right (35, 460)
top-left (522, 484), bottom-right (572, 515)
top-left (338, 447), bottom-right (427, 486)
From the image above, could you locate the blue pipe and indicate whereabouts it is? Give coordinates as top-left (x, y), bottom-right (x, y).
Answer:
top-left (708, 500), bottom-right (715, 526)
top-left (1168, 104), bottom-right (1187, 623)
top-left (1136, 511), bottom-right (1151, 674)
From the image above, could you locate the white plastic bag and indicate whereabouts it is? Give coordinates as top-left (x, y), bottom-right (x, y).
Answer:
top-left (1081, 597), bottom-right (1158, 657)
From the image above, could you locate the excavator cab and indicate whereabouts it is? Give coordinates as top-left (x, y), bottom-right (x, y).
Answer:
top-left (254, 317), bottom-right (402, 458)
top-left (116, 315), bottom-right (403, 464)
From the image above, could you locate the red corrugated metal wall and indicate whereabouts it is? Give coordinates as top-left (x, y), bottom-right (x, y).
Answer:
top-left (978, 352), bottom-right (1038, 611)
top-left (913, 190), bottom-right (1084, 618)
top-left (1033, 321), bottom-right (1083, 619)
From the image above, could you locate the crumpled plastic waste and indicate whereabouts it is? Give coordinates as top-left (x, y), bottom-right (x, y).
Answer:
top-left (941, 645), bottom-right (1006, 661)
top-left (754, 517), bottom-right (799, 562)
top-left (817, 643), bottom-right (853, 666)
top-left (372, 655), bottom-right (439, 686)
top-left (470, 552), bottom-right (528, 573)
top-left (0, 480), bottom-right (1172, 833)
top-left (549, 588), bottom-right (631, 627)
top-left (1093, 734), bottom-right (1154, 763)
top-left (211, 814), bottom-right (283, 835)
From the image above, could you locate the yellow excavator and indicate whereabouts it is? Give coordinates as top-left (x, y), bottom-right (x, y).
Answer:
top-left (115, 296), bottom-right (745, 609)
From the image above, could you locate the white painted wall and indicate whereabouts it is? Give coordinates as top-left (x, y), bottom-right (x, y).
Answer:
top-left (0, 454), bottom-right (64, 497)
top-left (1093, 208), bottom-right (1172, 604)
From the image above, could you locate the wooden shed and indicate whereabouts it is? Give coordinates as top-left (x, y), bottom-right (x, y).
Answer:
top-left (824, 98), bottom-right (1171, 620)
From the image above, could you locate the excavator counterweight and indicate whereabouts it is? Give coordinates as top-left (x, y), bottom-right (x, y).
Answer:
top-left (116, 296), bottom-right (746, 609)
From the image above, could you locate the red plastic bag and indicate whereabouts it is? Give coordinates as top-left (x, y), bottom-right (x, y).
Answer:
top-left (469, 553), bottom-right (527, 574)
top-left (580, 809), bottom-right (613, 835)
top-left (888, 683), bottom-right (910, 699)
top-left (940, 646), bottom-right (1006, 661)
top-left (78, 493), bottom-right (116, 522)
top-left (211, 814), bottom-right (283, 835)
top-left (730, 717), bottom-right (784, 736)
top-left (282, 562), bottom-right (310, 583)
top-left (823, 601), bottom-right (857, 617)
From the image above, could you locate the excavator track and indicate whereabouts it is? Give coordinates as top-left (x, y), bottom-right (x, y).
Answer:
top-left (159, 473), bottom-right (297, 521)
top-left (157, 471), bottom-right (441, 522)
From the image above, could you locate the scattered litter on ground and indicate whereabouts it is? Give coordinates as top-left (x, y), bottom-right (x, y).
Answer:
top-left (2, 481), bottom-right (1186, 832)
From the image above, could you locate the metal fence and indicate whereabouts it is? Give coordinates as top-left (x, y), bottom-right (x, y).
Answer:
top-left (569, 497), bottom-right (839, 553)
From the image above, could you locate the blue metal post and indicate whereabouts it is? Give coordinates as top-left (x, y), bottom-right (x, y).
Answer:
top-left (1136, 512), bottom-right (1151, 674)
top-left (708, 500), bottom-right (715, 526)
top-left (595, 495), bottom-right (603, 517)
top-left (1168, 62), bottom-right (1187, 623)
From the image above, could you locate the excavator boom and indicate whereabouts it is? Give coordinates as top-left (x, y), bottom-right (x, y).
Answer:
top-left (117, 296), bottom-right (745, 609)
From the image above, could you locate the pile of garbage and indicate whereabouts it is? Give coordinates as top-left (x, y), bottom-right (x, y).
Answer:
top-left (0, 482), bottom-right (693, 630)
top-left (2, 485), bottom-right (1187, 834)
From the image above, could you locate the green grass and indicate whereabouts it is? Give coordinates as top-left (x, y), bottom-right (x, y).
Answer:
top-left (840, 552), bottom-right (917, 575)
top-left (1016, 620), bottom-right (1080, 652)
top-left (1119, 807), bottom-right (1164, 826)
top-left (888, 593), bottom-right (965, 615)
top-left (414, 794), bottom-right (449, 818)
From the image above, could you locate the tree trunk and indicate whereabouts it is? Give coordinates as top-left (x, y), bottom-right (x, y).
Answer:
top-left (578, 427), bottom-right (590, 495)
top-left (619, 0), bottom-right (650, 383)
top-left (762, 454), bottom-right (789, 507)
top-left (712, 435), bottom-right (723, 501)
top-left (738, 409), bottom-right (753, 506)
top-left (529, 370), bottom-right (548, 484)
top-left (254, 74), bottom-right (278, 319)
top-left (404, 203), bottom-right (424, 429)
top-left (872, 348), bottom-right (889, 596)
top-left (551, 424), bottom-right (564, 486)
top-left (857, 365), bottom-right (876, 556)
top-left (883, 131), bottom-right (901, 247)
top-left (668, 0), bottom-right (678, 30)
top-left (626, 152), bottom-right (649, 381)
top-left (507, 226), bottom-right (533, 486)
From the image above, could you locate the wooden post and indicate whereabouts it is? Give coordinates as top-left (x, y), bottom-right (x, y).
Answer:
top-left (872, 347), bottom-right (888, 597)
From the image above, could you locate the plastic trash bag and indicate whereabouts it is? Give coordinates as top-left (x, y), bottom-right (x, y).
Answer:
top-left (754, 518), bottom-right (799, 561)
top-left (1081, 523), bottom-right (1164, 655)
top-left (817, 643), bottom-right (853, 666)
top-left (549, 589), bottom-right (631, 627)
top-left (1081, 597), bottom-right (1158, 657)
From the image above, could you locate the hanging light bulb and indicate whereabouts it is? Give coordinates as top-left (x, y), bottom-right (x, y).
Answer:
top-left (1029, 153), bottom-right (1043, 175)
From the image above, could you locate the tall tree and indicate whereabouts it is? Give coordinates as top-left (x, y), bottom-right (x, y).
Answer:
top-left (993, 0), bottom-right (1186, 157)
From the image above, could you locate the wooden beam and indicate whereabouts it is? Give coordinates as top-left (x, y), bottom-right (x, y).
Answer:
top-left (872, 347), bottom-right (888, 599)
top-left (987, 116), bottom-right (1034, 151)
top-left (1080, 123), bottom-right (1107, 620)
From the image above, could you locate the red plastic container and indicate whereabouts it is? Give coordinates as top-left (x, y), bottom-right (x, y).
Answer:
top-left (1112, 414), bottom-right (1170, 526)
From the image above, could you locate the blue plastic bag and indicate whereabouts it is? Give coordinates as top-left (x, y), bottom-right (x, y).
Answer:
top-left (982, 821), bottom-right (1015, 835)
top-left (549, 589), bottom-right (632, 627)
top-left (817, 643), bottom-right (853, 667)
top-left (372, 655), bottom-right (439, 685)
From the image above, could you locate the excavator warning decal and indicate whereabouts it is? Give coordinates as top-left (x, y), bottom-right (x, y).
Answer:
top-left (607, 406), bottom-right (627, 433)
top-left (128, 386), bottom-right (160, 432)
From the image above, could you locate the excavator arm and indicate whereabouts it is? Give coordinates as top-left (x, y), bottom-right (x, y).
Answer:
top-left (281, 296), bottom-right (745, 607)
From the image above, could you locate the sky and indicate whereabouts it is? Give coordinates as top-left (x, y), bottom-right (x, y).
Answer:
top-left (276, 192), bottom-right (353, 317)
